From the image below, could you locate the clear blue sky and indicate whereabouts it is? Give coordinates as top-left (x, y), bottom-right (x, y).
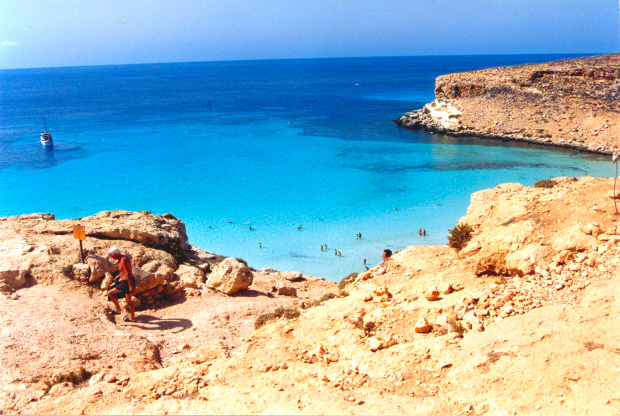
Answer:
top-left (0, 0), bottom-right (618, 69)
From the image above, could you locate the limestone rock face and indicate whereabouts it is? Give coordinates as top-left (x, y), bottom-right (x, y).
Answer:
top-left (83, 210), bottom-right (191, 252)
top-left (206, 257), bottom-right (253, 294)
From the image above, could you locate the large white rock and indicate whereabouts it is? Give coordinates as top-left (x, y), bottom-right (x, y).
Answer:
top-left (206, 258), bottom-right (253, 295)
top-left (86, 255), bottom-right (114, 282)
top-left (505, 244), bottom-right (550, 276)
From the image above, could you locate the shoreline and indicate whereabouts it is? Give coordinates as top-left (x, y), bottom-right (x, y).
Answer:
top-left (394, 107), bottom-right (615, 156)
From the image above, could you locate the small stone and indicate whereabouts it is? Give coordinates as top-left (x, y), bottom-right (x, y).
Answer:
top-left (347, 395), bottom-right (356, 402)
top-left (369, 337), bottom-right (384, 352)
top-left (424, 287), bottom-right (440, 301)
top-left (414, 317), bottom-right (431, 333)
top-left (104, 375), bottom-right (116, 383)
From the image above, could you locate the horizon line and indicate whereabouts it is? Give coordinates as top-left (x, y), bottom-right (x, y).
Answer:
top-left (0, 51), bottom-right (612, 72)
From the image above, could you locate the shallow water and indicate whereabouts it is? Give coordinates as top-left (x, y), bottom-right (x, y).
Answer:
top-left (0, 55), bottom-right (611, 281)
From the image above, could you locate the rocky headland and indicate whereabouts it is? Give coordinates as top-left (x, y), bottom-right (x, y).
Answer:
top-left (395, 53), bottom-right (620, 154)
top-left (2, 175), bottom-right (620, 414)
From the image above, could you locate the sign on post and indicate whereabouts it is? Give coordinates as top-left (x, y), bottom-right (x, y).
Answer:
top-left (73, 225), bottom-right (86, 241)
top-left (73, 224), bottom-right (86, 263)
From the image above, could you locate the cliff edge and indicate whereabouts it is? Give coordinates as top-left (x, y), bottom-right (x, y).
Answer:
top-left (396, 53), bottom-right (620, 154)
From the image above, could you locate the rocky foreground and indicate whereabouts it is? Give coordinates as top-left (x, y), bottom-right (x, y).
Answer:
top-left (396, 53), bottom-right (620, 154)
top-left (1, 176), bottom-right (620, 414)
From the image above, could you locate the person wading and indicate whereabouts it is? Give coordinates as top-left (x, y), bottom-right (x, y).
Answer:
top-left (106, 246), bottom-right (136, 322)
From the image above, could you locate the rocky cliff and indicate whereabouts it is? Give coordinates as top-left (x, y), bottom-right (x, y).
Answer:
top-left (4, 176), bottom-right (620, 415)
top-left (396, 53), bottom-right (620, 154)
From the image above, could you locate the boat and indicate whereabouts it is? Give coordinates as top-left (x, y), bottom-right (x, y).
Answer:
top-left (40, 116), bottom-right (53, 147)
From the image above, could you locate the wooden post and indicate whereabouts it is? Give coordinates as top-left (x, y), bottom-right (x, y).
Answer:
top-left (73, 224), bottom-right (86, 263)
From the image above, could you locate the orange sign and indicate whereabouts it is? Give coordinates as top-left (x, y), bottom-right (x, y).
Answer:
top-left (72, 224), bottom-right (86, 241)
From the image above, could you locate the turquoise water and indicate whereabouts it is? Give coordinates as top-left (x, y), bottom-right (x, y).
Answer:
top-left (0, 55), bottom-right (611, 281)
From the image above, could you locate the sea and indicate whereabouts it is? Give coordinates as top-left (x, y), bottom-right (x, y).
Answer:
top-left (0, 55), bottom-right (612, 281)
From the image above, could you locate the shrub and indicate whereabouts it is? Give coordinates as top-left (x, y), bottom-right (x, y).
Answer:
top-left (254, 313), bottom-right (275, 329)
top-left (254, 307), bottom-right (300, 329)
top-left (308, 292), bottom-right (338, 308)
top-left (534, 179), bottom-right (557, 188)
top-left (43, 367), bottom-right (92, 395)
top-left (363, 321), bottom-right (376, 337)
top-left (144, 237), bottom-right (187, 263)
top-left (447, 223), bottom-right (473, 250)
top-left (338, 273), bottom-right (358, 291)
top-left (349, 311), bottom-right (374, 336)
top-left (165, 237), bottom-right (187, 263)
top-left (61, 265), bottom-right (73, 278)
top-left (273, 307), bottom-right (300, 319)
top-left (448, 319), bottom-right (466, 335)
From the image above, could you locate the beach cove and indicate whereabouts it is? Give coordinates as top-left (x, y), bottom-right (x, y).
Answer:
top-left (0, 55), bottom-right (613, 281)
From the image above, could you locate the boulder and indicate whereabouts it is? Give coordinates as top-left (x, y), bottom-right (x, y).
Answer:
top-left (551, 224), bottom-right (598, 252)
top-left (100, 272), bottom-right (115, 291)
top-left (72, 264), bottom-right (91, 281)
top-left (277, 285), bottom-right (297, 297)
top-left (133, 267), bottom-right (165, 295)
top-left (141, 260), bottom-right (162, 274)
top-left (281, 271), bottom-right (303, 281)
top-left (205, 257), bottom-right (253, 295)
top-left (86, 255), bottom-right (113, 282)
top-left (0, 269), bottom-right (28, 290)
top-left (505, 244), bottom-right (550, 276)
top-left (175, 264), bottom-right (205, 289)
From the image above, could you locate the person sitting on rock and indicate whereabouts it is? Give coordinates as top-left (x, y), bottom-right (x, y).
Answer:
top-left (105, 246), bottom-right (136, 322)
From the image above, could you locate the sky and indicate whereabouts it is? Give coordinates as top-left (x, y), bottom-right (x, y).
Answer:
top-left (0, 0), bottom-right (618, 69)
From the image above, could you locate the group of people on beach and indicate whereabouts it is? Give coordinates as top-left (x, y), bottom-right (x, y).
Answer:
top-left (419, 228), bottom-right (427, 236)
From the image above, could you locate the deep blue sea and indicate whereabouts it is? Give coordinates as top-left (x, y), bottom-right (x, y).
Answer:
top-left (0, 55), bottom-right (611, 281)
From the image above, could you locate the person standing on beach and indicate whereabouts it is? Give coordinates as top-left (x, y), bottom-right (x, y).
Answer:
top-left (105, 247), bottom-right (136, 322)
